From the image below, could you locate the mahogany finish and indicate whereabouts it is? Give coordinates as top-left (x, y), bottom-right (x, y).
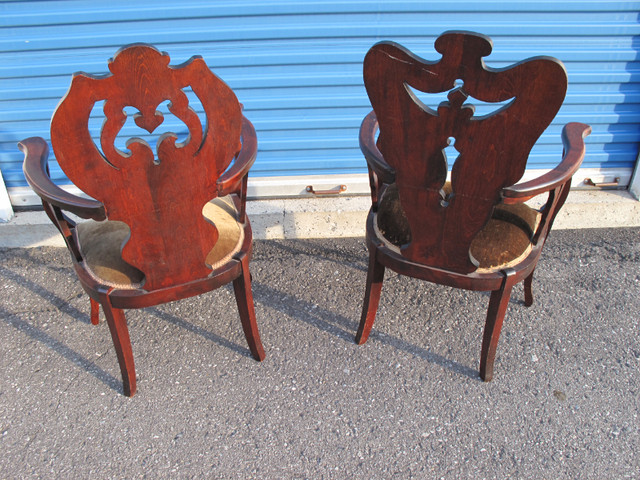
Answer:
top-left (20, 44), bottom-right (265, 396)
top-left (356, 32), bottom-right (590, 381)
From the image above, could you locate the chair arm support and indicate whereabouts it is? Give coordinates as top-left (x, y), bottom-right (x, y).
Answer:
top-left (360, 110), bottom-right (395, 185)
top-left (502, 122), bottom-right (591, 201)
top-left (217, 116), bottom-right (257, 196)
top-left (19, 137), bottom-right (106, 220)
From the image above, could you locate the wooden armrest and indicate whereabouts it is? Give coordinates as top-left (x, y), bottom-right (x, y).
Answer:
top-left (359, 110), bottom-right (395, 185)
top-left (502, 122), bottom-right (591, 201)
top-left (217, 115), bottom-right (257, 196)
top-left (19, 137), bottom-right (106, 220)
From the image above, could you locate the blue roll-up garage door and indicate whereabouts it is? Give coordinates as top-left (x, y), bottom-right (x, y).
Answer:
top-left (1, 1), bottom-right (638, 205)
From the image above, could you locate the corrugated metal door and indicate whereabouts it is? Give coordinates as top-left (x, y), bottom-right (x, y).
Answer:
top-left (1, 1), bottom-right (638, 205)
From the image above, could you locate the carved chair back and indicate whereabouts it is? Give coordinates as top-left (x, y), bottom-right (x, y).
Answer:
top-left (50, 44), bottom-right (243, 290)
top-left (363, 32), bottom-right (567, 273)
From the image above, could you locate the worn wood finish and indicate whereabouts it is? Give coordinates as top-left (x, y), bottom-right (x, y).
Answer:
top-left (100, 293), bottom-right (137, 397)
top-left (355, 247), bottom-right (386, 345)
top-left (502, 123), bottom-right (592, 201)
top-left (356, 31), bottom-right (590, 381)
top-left (89, 298), bottom-right (100, 326)
top-left (479, 268), bottom-right (516, 382)
top-left (233, 254), bottom-right (266, 361)
top-left (364, 32), bottom-right (568, 272)
top-left (51, 44), bottom-right (242, 291)
top-left (20, 44), bottom-right (265, 396)
top-left (21, 137), bottom-right (106, 221)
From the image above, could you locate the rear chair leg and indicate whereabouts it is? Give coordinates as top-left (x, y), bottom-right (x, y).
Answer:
top-left (479, 269), bottom-right (515, 382)
top-left (233, 256), bottom-right (266, 361)
top-left (101, 297), bottom-right (136, 396)
top-left (524, 270), bottom-right (535, 307)
top-left (355, 247), bottom-right (385, 345)
top-left (90, 298), bottom-right (100, 325)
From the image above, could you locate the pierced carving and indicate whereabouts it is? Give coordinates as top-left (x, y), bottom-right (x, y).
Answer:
top-left (364, 32), bottom-right (567, 272)
top-left (51, 44), bottom-right (243, 290)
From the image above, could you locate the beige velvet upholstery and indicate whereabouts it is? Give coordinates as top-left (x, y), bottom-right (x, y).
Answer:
top-left (376, 183), bottom-right (540, 270)
top-left (76, 196), bottom-right (244, 289)
top-left (76, 219), bottom-right (145, 288)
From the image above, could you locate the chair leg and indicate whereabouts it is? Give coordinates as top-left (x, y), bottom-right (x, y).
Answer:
top-left (523, 270), bottom-right (534, 307)
top-left (232, 257), bottom-right (266, 361)
top-left (90, 298), bottom-right (100, 325)
top-left (479, 270), bottom-right (515, 382)
top-left (101, 299), bottom-right (136, 397)
top-left (355, 247), bottom-right (385, 345)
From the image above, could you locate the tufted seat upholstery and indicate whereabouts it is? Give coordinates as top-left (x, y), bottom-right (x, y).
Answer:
top-left (375, 183), bottom-right (540, 270)
top-left (76, 196), bottom-right (244, 289)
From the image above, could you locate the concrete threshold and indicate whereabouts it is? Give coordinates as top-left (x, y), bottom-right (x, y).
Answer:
top-left (1, 189), bottom-right (638, 248)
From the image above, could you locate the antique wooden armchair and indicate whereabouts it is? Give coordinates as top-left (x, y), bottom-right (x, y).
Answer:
top-left (355, 31), bottom-right (590, 381)
top-left (19, 44), bottom-right (265, 396)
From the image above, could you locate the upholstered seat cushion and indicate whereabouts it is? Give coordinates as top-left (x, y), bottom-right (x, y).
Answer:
top-left (376, 183), bottom-right (540, 270)
top-left (76, 196), bottom-right (244, 289)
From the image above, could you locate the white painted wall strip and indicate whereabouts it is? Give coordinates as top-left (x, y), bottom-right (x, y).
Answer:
top-left (0, 170), bottom-right (14, 222)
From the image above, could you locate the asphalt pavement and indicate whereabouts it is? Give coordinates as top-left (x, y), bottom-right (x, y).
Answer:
top-left (1, 228), bottom-right (639, 479)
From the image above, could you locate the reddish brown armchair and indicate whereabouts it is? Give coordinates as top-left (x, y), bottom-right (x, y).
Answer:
top-left (19, 44), bottom-right (265, 396)
top-left (355, 31), bottom-right (590, 381)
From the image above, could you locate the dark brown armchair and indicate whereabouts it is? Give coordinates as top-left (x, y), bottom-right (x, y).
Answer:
top-left (355, 31), bottom-right (590, 381)
top-left (19, 44), bottom-right (265, 396)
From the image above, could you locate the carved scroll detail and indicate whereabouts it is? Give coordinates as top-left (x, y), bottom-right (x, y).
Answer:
top-left (364, 32), bottom-right (567, 272)
top-left (51, 45), bottom-right (243, 290)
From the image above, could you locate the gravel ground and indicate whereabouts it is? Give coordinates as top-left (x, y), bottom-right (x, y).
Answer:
top-left (1, 227), bottom-right (639, 479)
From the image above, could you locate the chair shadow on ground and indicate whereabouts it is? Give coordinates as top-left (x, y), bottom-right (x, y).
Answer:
top-left (256, 239), bottom-right (498, 380)
top-left (257, 238), bottom-right (369, 272)
top-left (2, 241), bottom-right (487, 388)
top-left (1, 248), bottom-right (260, 395)
top-left (0, 262), bottom-right (253, 392)
top-left (146, 304), bottom-right (250, 358)
top-left (0, 258), bottom-right (125, 392)
top-left (251, 279), bottom-right (480, 381)
top-left (0, 303), bottom-right (122, 393)
top-left (0, 258), bottom-right (91, 325)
